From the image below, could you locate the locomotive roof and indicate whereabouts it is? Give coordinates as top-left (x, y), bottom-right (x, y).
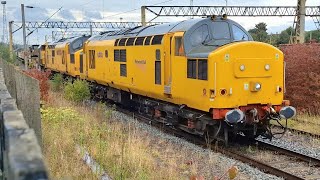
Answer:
top-left (91, 18), bottom-right (203, 41)
top-left (87, 17), bottom-right (253, 58)
top-left (56, 36), bottom-right (88, 45)
top-left (89, 17), bottom-right (244, 41)
top-left (49, 35), bottom-right (90, 53)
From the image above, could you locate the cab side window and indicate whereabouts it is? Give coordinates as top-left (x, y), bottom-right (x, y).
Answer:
top-left (232, 24), bottom-right (249, 41)
top-left (175, 37), bottom-right (184, 56)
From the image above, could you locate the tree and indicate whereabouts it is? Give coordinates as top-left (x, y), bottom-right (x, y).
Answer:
top-left (248, 22), bottom-right (268, 42)
top-left (277, 27), bottom-right (294, 45)
top-left (305, 30), bottom-right (320, 43)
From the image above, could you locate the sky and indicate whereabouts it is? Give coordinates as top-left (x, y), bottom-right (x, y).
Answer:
top-left (2, 0), bottom-right (320, 45)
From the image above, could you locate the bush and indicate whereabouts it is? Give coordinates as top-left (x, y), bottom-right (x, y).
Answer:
top-left (280, 44), bottom-right (320, 115)
top-left (50, 73), bottom-right (64, 91)
top-left (64, 79), bottom-right (91, 103)
top-left (0, 43), bottom-right (17, 64)
top-left (24, 69), bottom-right (51, 101)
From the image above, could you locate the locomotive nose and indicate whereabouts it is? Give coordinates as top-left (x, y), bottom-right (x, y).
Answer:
top-left (209, 41), bottom-right (284, 107)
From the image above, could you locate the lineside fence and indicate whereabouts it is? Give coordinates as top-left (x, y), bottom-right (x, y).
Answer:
top-left (0, 59), bottom-right (48, 179)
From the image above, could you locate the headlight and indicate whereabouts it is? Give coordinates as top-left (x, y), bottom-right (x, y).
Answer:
top-left (265, 64), bottom-right (270, 71)
top-left (255, 83), bottom-right (261, 91)
top-left (239, 64), bottom-right (245, 71)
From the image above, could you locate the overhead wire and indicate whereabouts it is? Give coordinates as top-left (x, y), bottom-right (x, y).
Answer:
top-left (79, 0), bottom-right (99, 7)
top-left (26, 6), bottom-right (63, 37)
top-left (102, 0), bottom-right (175, 18)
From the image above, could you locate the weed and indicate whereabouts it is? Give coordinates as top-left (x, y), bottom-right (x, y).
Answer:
top-left (64, 79), bottom-right (90, 103)
top-left (0, 44), bottom-right (16, 64)
top-left (50, 73), bottom-right (64, 92)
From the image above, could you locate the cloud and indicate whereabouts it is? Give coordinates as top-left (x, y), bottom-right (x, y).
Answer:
top-left (58, 9), bottom-right (76, 21)
top-left (6, 0), bottom-right (320, 44)
top-left (83, 11), bottom-right (102, 21)
top-left (12, 7), bottom-right (49, 21)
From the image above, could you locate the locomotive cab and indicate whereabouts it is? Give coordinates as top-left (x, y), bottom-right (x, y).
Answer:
top-left (180, 16), bottom-right (296, 140)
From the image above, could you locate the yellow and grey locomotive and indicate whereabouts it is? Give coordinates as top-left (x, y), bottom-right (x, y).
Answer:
top-left (40, 16), bottom-right (296, 144)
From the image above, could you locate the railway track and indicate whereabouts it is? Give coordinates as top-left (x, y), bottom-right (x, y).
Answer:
top-left (115, 107), bottom-right (317, 180)
top-left (256, 138), bottom-right (320, 166)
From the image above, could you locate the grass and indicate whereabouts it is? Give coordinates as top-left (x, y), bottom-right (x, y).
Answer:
top-left (273, 113), bottom-right (320, 135)
top-left (42, 91), bottom-right (249, 179)
top-left (42, 106), bottom-right (96, 179)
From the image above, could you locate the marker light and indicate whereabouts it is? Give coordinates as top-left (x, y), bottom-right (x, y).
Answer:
top-left (265, 64), bottom-right (270, 71)
top-left (239, 64), bottom-right (245, 71)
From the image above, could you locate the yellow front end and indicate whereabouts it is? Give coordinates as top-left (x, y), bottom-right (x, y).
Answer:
top-left (67, 49), bottom-right (83, 77)
top-left (39, 49), bottom-right (46, 66)
top-left (209, 41), bottom-right (284, 109)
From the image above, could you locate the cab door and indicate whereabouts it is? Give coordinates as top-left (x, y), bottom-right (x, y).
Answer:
top-left (83, 42), bottom-right (89, 78)
top-left (63, 49), bottom-right (67, 73)
top-left (170, 32), bottom-right (186, 103)
top-left (79, 52), bottom-right (84, 74)
top-left (168, 32), bottom-right (185, 97)
top-left (163, 33), bottom-right (173, 94)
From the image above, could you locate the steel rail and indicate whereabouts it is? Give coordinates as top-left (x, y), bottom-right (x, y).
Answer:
top-left (214, 147), bottom-right (303, 180)
top-left (256, 139), bottom-right (320, 166)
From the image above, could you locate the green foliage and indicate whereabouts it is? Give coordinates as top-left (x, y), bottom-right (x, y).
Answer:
top-left (0, 43), bottom-right (16, 64)
top-left (50, 73), bottom-right (64, 91)
top-left (276, 27), bottom-right (294, 45)
top-left (248, 22), bottom-right (269, 42)
top-left (64, 79), bottom-right (91, 103)
top-left (305, 30), bottom-right (320, 43)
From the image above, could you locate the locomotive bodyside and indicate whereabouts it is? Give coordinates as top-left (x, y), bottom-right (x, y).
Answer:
top-left (85, 35), bottom-right (170, 100)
